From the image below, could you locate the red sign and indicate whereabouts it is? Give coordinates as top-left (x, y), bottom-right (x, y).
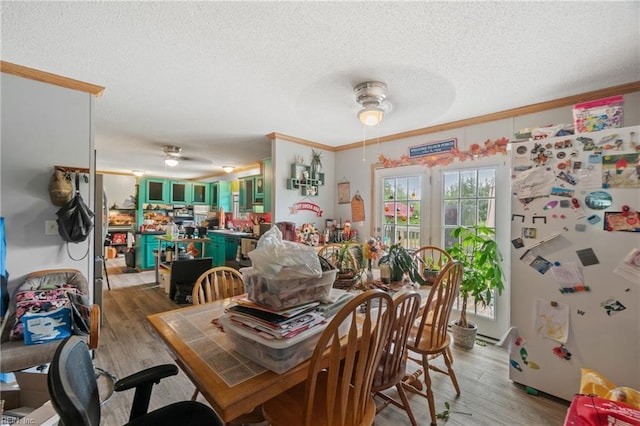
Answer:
top-left (289, 201), bottom-right (323, 217)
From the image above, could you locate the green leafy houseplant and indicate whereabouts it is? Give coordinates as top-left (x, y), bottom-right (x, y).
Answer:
top-left (334, 241), bottom-right (362, 276)
top-left (378, 244), bottom-right (426, 286)
top-left (446, 225), bottom-right (505, 329)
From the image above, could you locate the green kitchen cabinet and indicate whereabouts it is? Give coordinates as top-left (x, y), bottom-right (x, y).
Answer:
top-left (141, 178), bottom-right (169, 204)
top-left (211, 181), bottom-right (231, 212)
top-left (239, 176), bottom-right (257, 212)
top-left (224, 236), bottom-right (239, 261)
top-left (191, 182), bottom-right (210, 205)
top-left (207, 232), bottom-right (241, 267)
top-left (207, 233), bottom-right (226, 267)
top-left (136, 234), bottom-right (160, 270)
top-left (170, 180), bottom-right (192, 204)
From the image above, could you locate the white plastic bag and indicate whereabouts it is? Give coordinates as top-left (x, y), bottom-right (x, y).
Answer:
top-left (248, 226), bottom-right (321, 278)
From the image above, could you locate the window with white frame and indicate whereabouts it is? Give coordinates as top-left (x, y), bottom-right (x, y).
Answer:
top-left (441, 167), bottom-right (497, 319)
top-left (381, 175), bottom-right (422, 249)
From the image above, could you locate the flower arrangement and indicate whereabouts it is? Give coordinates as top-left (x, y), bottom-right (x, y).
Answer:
top-left (363, 237), bottom-right (384, 270)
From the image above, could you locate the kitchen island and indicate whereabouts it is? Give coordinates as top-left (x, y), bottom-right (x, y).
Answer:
top-left (153, 235), bottom-right (211, 285)
top-left (205, 229), bottom-right (252, 269)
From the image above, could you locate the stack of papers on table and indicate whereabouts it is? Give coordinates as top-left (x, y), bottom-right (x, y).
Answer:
top-left (317, 289), bottom-right (355, 318)
top-left (225, 299), bottom-right (326, 340)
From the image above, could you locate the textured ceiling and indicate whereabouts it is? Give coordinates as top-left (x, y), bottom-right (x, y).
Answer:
top-left (2, 1), bottom-right (639, 179)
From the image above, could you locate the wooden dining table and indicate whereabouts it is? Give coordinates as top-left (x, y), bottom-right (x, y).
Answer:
top-left (146, 284), bottom-right (432, 423)
top-left (147, 298), bottom-right (328, 423)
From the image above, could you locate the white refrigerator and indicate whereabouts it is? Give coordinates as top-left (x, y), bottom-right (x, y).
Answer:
top-left (508, 125), bottom-right (640, 401)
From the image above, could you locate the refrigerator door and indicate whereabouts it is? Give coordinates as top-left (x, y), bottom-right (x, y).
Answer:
top-left (508, 126), bottom-right (640, 401)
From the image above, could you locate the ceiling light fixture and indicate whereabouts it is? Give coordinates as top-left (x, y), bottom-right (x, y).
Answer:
top-left (132, 170), bottom-right (145, 177)
top-left (163, 145), bottom-right (182, 167)
top-left (354, 81), bottom-right (390, 126)
top-left (222, 166), bottom-right (235, 173)
top-left (164, 157), bottom-right (179, 167)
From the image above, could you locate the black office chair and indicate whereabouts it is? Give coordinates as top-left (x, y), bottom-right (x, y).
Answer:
top-left (47, 336), bottom-right (223, 426)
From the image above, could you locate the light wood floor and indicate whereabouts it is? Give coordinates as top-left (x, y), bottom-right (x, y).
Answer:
top-left (96, 256), bottom-right (569, 425)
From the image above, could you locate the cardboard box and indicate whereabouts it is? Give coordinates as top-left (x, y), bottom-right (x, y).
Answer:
top-left (1, 369), bottom-right (55, 425)
top-left (160, 269), bottom-right (171, 294)
top-left (1, 381), bottom-right (21, 411)
top-left (106, 246), bottom-right (118, 259)
top-left (13, 370), bottom-right (50, 409)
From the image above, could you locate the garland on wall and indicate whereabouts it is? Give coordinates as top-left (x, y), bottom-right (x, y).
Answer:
top-left (377, 137), bottom-right (510, 168)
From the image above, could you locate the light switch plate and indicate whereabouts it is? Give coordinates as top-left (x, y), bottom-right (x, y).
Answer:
top-left (45, 220), bottom-right (58, 235)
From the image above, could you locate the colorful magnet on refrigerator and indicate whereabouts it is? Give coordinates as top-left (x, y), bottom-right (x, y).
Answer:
top-left (571, 198), bottom-right (586, 219)
top-left (601, 298), bottom-right (626, 316)
top-left (552, 345), bottom-right (572, 360)
top-left (585, 191), bottom-right (612, 210)
top-left (514, 336), bottom-right (526, 346)
top-left (520, 347), bottom-right (528, 365)
top-left (543, 201), bottom-right (558, 210)
top-left (510, 359), bottom-right (523, 372)
top-left (527, 361), bottom-right (540, 370)
top-left (587, 214), bottom-right (601, 224)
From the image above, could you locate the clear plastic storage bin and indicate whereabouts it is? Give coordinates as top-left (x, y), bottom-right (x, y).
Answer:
top-left (219, 314), bottom-right (349, 374)
top-left (241, 268), bottom-right (337, 310)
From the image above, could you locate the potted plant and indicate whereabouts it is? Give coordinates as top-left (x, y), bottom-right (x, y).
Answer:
top-left (446, 225), bottom-right (505, 349)
top-left (310, 149), bottom-right (323, 177)
top-left (320, 241), bottom-right (364, 289)
top-left (378, 244), bottom-right (426, 286)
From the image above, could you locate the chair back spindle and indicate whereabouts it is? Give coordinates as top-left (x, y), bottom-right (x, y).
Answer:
top-left (371, 290), bottom-right (422, 425)
top-left (192, 266), bottom-right (245, 305)
top-left (306, 289), bottom-right (393, 426)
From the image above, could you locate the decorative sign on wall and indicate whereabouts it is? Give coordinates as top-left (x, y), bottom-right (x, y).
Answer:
top-left (409, 138), bottom-right (457, 158)
top-left (351, 192), bottom-right (365, 222)
top-left (338, 182), bottom-right (350, 204)
top-left (378, 137), bottom-right (509, 169)
top-left (289, 200), bottom-right (323, 217)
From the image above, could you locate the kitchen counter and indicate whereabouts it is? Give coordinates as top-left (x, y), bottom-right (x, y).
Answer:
top-left (206, 229), bottom-right (252, 237)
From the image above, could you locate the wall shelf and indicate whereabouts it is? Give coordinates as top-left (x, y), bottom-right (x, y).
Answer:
top-left (286, 163), bottom-right (324, 196)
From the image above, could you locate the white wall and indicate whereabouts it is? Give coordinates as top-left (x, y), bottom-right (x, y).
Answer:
top-left (1, 73), bottom-right (95, 294)
top-left (103, 174), bottom-right (137, 208)
top-left (272, 137), bottom-right (335, 229)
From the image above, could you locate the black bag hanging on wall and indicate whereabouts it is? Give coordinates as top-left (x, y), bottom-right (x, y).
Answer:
top-left (56, 173), bottom-right (95, 243)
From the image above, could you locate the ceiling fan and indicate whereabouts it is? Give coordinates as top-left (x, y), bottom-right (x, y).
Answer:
top-left (163, 145), bottom-right (182, 167)
top-left (161, 145), bottom-right (211, 167)
top-left (354, 81), bottom-right (392, 126)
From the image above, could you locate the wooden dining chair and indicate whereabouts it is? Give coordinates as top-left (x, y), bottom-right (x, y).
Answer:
top-left (371, 290), bottom-right (422, 426)
top-left (405, 260), bottom-right (464, 426)
top-left (411, 246), bottom-right (452, 285)
top-left (192, 266), bottom-right (245, 305)
top-left (262, 289), bottom-right (394, 426)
